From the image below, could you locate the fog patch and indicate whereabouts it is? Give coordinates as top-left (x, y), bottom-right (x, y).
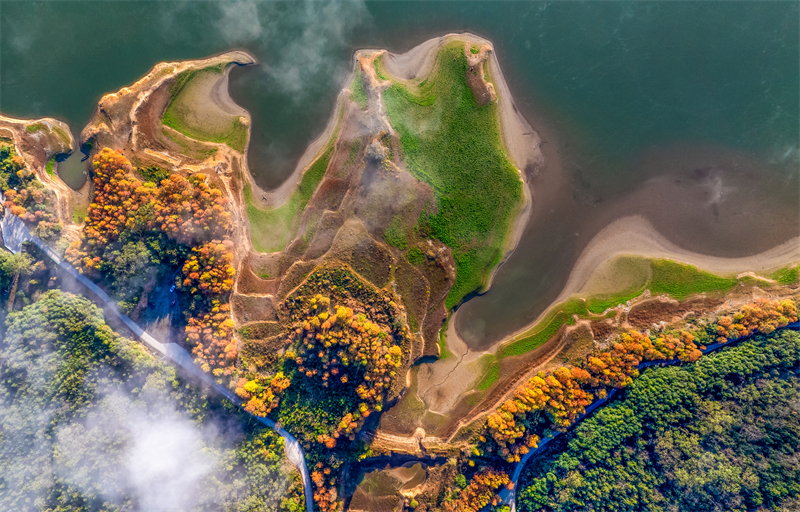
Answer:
top-left (53, 385), bottom-right (221, 511)
top-left (218, 0), bottom-right (263, 44)
top-left (216, 0), bottom-right (370, 98)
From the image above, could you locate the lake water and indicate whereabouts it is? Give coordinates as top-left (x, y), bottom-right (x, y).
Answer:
top-left (1, 1), bottom-right (797, 348)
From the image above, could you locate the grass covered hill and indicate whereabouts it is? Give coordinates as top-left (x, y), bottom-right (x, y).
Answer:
top-left (380, 45), bottom-right (524, 308)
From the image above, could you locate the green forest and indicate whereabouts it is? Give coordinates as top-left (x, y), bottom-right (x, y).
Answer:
top-left (517, 329), bottom-right (800, 512)
top-left (0, 288), bottom-right (303, 512)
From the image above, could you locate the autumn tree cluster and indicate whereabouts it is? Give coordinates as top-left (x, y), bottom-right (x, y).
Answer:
top-left (485, 298), bottom-right (798, 463)
top-left (0, 143), bottom-right (62, 240)
top-left (259, 278), bottom-right (409, 512)
top-left (442, 468), bottom-right (512, 512)
top-left (65, 148), bottom-right (237, 374)
top-left (715, 298), bottom-right (797, 340)
top-left (285, 294), bottom-right (403, 448)
top-left (234, 371), bottom-right (291, 416)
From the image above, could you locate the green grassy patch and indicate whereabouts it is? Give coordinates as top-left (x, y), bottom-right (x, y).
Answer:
top-left (162, 66), bottom-right (248, 153)
top-left (245, 145), bottom-right (334, 252)
top-left (161, 128), bottom-right (219, 161)
top-left (407, 247), bottom-right (425, 266)
top-left (438, 316), bottom-right (451, 359)
top-left (649, 259), bottom-right (737, 300)
top-left (477, 358), bottom-right (500, 390)
top-left (382, 43), bottom-right (523, 309)
top-left (470, 45), bottom-right (480, 55)
top-left (72, 203), bottom-right (87, 224)
top-left (498, 298), bottom-right (587, 359)
top-left (45, 158), bottom-right (55, 177)
top-left (25, 123), bottom-right (44, 133)
top-left (771, 265), bottom-right (800, 285)
top-left (383, 215), bottom-right (408, 250)
top-left (350, 70), bottom-right (368, 109)
top-left (585, 284), bottom-right (646, 314)
top-left (374, 55), bottom-right (389, 81)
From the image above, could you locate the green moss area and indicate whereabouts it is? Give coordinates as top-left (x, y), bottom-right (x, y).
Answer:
top-left (162, 65), bottom-right (248, 153)
top-left (350, 69), bottom-right (368, 109)
top-left (25, 123), bottom-right (44, 133)
top-left (245, 145), bottom-right (334, 252)
top-left (407, 247), bottom-right (425, 265)
top-left (476, 359), bottom-right (500, 390)
top-left (381, 44), bottom-right (523, 309)
top-left (649, 258), bottom-right (737, 300)
top-left (772, 265), bottom-right (800, 285)
top-left (517, 329), bottom-right (800, 512)
top-left (498, 298), bottom-right (587, 359)
top-left (383, 215), bottom-right (408, 250)
top-left (45, 157), bottom-right (55, 177)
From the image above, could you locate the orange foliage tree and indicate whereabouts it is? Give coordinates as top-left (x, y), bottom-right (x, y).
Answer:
top-left (484, 298), bottom-right (798, 462)
top-left (485, 366), bottom-right (593, 462)
top-left (443, 468), bottom-right (511, 512)
top-left (715, 298), bottom-right (797, 341)
top-left (234, 372), bottom-right (292, 416)
top-left (64, 148), bottom-right (238, 375)
top-left (310, 465), bottom-right (338, 512)
top-left (285, 294), bottom-right (404, 446)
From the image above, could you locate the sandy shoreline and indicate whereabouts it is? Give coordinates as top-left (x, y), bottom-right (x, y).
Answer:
top-left (454, 216), bottom-right (800, 353)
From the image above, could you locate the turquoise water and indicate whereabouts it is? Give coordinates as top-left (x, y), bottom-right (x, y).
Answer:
top-left (1, 1), bottom-right (797, 346)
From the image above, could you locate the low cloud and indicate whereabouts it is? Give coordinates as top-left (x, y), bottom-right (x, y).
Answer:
top-left (218, 0), bottom-right (264, 44)
top-left (52, 384), bottom-right (223, 511)
top-left (215, 0), bottom-right (370, 97)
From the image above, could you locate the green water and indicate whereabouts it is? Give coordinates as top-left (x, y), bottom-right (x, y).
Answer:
top-left (1, 1), bottom-right (797, 346)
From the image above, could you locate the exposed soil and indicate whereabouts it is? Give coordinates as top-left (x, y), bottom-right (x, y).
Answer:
top-left (591, 319), bottom-right (617, 340)
top-left (627, 297), bottom-right (724, 329)
top-left (236, 255), bottom-right (279, 295)
top-left (464, 44), bottom-right (496, 107)
top-left (231, 293), bottom-right (278, 324)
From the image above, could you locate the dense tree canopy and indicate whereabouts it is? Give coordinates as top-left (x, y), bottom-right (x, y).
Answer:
top-left (0, 290), bottom-right (302, 512)
top-left (65, 148), bottom-right (237, 374)
top-left (517, 329), bottom-right (800, 512)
